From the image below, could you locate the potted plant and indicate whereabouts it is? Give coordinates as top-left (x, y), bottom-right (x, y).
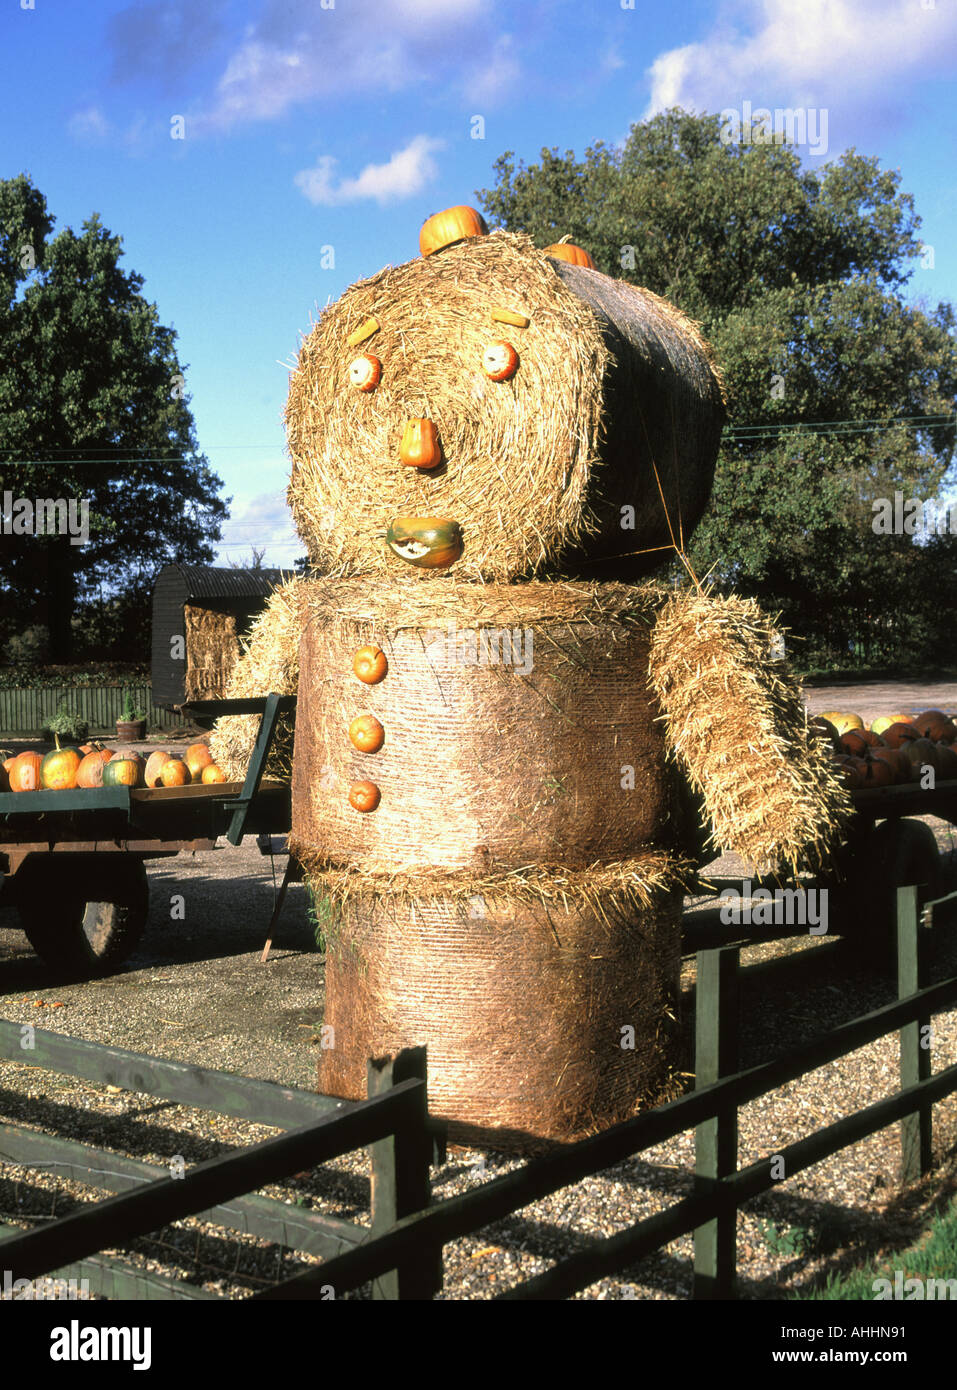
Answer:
top-left (116, 690), bottom-right (147, 742)
top-left (41, 701), bottom-right (90, 747)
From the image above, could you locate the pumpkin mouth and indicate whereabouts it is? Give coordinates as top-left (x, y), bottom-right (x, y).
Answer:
top-left (388, 537), bottom-right (433, 560)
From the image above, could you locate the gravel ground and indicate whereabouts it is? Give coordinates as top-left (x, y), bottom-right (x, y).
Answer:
top-left (2, 697), bottom-right (957, 1301)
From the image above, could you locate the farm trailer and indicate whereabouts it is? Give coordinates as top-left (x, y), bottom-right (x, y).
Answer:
top-left (0, 695), bottom-right (296, 976)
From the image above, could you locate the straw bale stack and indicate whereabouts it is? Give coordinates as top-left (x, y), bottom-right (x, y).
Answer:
top-left (285, 230), bottom-right (725, 582)
top-left (209, 216), bottom-right (853, 1149)
top-left (182, 605), bottom-right (239, 701)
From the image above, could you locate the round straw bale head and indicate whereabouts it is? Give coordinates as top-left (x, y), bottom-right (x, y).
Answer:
top-left (315, 878), bottom-right (684, 1149)
top-left (289, 577), bottom-right (686, 875)
top-left (285, 230), bottom-right (725, 583)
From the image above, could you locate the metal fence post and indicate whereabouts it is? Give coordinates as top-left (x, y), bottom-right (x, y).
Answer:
top-left (898, 885), bottom-right (932, 1185)
top-left (693, 945), bottom-right (739, 1298)
top-left (368, 1047), bottom-right (441, 1300)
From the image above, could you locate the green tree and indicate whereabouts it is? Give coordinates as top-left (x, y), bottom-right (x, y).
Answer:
top-left (0, 174), bottom-right (228, 660)
top-left (478, 111), bottom-right (957, 668)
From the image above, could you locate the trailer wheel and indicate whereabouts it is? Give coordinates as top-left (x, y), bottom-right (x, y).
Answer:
top-left (833, 819), bottom-right (941, 959)
top-left (15, 855), bottom-right (150, 978)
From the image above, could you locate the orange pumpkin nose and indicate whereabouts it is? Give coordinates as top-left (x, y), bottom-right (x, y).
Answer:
top-left (399, 418), bottom-right (442, 470)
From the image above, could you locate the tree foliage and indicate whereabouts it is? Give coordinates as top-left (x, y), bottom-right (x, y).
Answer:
top-left (0, 174), bottom-right (228, 660)
top-left (478, 111), bottom-right (957, 669)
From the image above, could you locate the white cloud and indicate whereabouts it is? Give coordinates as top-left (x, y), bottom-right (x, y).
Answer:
top-left (187, 0), bottom-right (517, 134)
top-left (645, 0), bottom-right (957, 117)
top-left (67, 106), bottom-right (111, 143)
top-left (294, 135), bottom-right (445, 206)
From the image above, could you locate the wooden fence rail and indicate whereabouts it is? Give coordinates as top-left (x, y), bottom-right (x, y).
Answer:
top-left (0, 1034), bottom-right (442, 1301)
top-left (2, 883), bottom-right (955, 1299)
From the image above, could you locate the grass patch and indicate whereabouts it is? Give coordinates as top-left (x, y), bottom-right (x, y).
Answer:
top-left (792, 1194), bottom-right (957, 1300)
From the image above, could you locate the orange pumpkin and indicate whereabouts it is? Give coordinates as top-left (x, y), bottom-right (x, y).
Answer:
top-left (353, 645), bottom-right (388, 684)
top-left (8, 751), bottom-right (41, 792)
top-left (349, 779), bottom-right (381, 813)
top-left (882, 722), bottom-right (920, 750)
top-left (870, 747), bottom-right (909, 784)
top-left (76, 751), bottom-right (108, 788)
top-left (399, 418), bottom-right (441, 470)
top-left (160, 758), bottom-right (191, 788)
top-left (145, 751), bottom-right (173, 787)
top-left (349, 715), bottom-right (385, 753)
top-left (186, 743), bottom-right (213, 779)
top-left (201, 763), bottom-right (227, 784)
top-left (40, 743), bottom-right (82, 791)
top-left (419, 205), bottom-right (488, 257)
top-left (543, 241), bottom-right (596, 268)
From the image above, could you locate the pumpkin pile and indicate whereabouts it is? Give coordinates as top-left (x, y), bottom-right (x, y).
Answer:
top-left (0, 740), bottom-right (227, 793)
top-left (812, 709), bottom-right (957, 789)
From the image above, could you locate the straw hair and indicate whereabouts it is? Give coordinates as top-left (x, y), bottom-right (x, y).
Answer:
top-left (314, 867), bottom-right (686, 1149)
top-left (182, 604), bottom-right (240, 701)
top-left (285, 230), bottom-right (725, 582)
top-left (288, 576), bottom-right (694, 874)
top-left (209, 579), bottom-right (308, 780)
top-left (648, 588), bottom-right (853, 875)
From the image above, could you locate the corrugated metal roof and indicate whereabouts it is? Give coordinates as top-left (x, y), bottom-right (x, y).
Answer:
top-left (155, 565), bottom-right (291, 601)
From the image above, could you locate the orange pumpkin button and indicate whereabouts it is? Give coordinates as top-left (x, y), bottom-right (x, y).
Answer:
top-left (349, 780), bottom-right (381, 813)
top-left (353, 645), bottom-right (388, 684)
top-left (349, 714), bottom-right (385, 753)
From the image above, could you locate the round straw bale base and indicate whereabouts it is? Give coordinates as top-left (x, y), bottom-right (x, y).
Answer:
top-left (315, 882), bottom-right (683, 1151)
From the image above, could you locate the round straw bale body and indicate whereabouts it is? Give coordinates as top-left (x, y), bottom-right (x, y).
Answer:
top-left (290, 578), bottom-right (686, 875)
top-left (286, 231), bottom-right (725, 582)
top-left (316, 880), bottom-right (683, 1149)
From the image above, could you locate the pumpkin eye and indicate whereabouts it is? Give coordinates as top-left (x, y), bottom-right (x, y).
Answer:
top-left (348, 354), bottom-right (381, 391)
top-left (482, 340), bottom-right (519, 382)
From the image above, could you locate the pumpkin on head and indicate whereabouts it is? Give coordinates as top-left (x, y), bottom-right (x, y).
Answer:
top-left (419, 205), bottom-right (488, 257)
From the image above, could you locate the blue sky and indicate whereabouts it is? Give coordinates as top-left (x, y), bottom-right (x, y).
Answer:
top-left (2, 0), bottom-right (955, 567)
